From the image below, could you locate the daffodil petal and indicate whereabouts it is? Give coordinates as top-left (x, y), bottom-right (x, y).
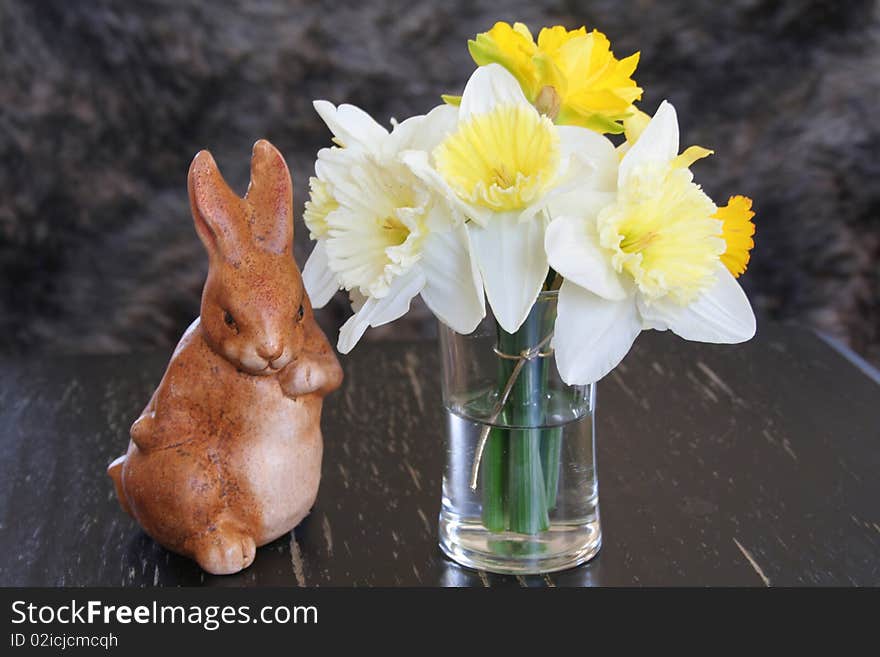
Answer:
top-left (623, 107), bottom-right (652, 144)
top-left (670, 145), bottom-right (714, 170)
top-left (468, 22), bottom-right (538, 97)
top-left (468, 212), bottom-right (548, 333)
top-left (385, 104), bottom-right (459, 156)
top-left (302, 241), bottom-right (339, 308)
top-left (637, 264), bottom-right (756, 343)
top-left (517, 129), bottom-right (616, 225)
top-left (337, 270), bottom-right (427, 354)
top-left (381, 114), bottom-right (424, 156)
top-left (409, 104), bottom-right (460, 152)
top-left (460, 63), bottom-right (530, 119)
top-left (557, 125), bottom-right (619, 192)
top-left (619, 100), bottom-right (679, 186)
top-left (545, 214), bottom-right (628, 300)
top-left (554, 279), bottom-right (642, 385)
top-left (547, 189), bottom-right (616, 218)
top-left (314, 146), bottom-right (351, 182)
top-left (420, 224), bottom-right (486, 334)
top-left (313, 100), bottom-right (389, 153)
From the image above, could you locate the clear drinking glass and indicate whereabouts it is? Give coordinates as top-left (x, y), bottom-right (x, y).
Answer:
top-left (437, 291), bottom-right (601, 574)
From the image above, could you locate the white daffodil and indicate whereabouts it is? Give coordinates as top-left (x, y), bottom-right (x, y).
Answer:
top-left (403, 63), bottom-right (618, 334)
top-left (301, 101), bottom-right (485, 353)
top-left (545, 100), bottom-right (756, 385)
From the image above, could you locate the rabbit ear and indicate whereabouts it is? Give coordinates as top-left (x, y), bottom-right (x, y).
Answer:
top-left (187, 150), bottom-right (247, 260)
top-left (244, 139), bottom-right (294, 254)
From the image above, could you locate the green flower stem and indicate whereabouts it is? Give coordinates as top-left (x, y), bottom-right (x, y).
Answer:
top-left (540, 428), bottom-right (563, 510)
top-left (480, 425), bottom-right (508, 531)
top-left (539, 299), bottom-right (562, 511)
top-left (508, 426), bottom-right (549, 534)
top-left (499, 305), bottom-right (549, 535)
top-left (480, 297), bottom-right (562, 536)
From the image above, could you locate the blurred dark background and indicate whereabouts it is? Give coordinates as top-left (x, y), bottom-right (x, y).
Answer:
top-left (1, 0), bottom-right (878, 362)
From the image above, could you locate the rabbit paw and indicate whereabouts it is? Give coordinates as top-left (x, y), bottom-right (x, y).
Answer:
top-left (193, 525), bottom-right (257, 575)
top-left (279, 359), bottom-right (322, 398)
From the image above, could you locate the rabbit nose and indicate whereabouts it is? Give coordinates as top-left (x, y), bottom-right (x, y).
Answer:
top-left (257, 342), bottom-right (283, 361)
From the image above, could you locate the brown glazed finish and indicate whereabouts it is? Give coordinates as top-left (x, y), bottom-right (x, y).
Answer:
top-left (107, 140), bottom-right (343, 575)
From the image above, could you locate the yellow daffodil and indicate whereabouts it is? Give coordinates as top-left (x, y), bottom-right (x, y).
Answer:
top-left (545, 101), bottom-right (755, 384)
top-left (715, 195), bottom-right (756, 277)
top-left (454, 21), bottom-right (642, 134)
top-left (303, 101), bottom-right (485, 352)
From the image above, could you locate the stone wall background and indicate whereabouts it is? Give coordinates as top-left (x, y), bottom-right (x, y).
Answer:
top-left (1, 0), bottom-right (878, 363)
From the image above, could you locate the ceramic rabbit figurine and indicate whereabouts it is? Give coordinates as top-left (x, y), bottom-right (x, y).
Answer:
top-left (108, 140), bottom-right (343, 575)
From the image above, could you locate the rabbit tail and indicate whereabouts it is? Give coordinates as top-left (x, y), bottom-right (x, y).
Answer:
top-left (107, 455), bottom-right (132, 516)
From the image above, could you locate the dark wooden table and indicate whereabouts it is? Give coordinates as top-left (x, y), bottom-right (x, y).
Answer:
top-left (1, 323), bottom-right (878, 587)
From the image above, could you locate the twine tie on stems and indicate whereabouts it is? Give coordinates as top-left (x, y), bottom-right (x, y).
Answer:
top-left (468, 332), bottom-right (554, 491)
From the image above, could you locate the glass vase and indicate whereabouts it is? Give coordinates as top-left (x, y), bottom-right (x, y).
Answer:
top-left (437, 291), bottom-right (601, 574)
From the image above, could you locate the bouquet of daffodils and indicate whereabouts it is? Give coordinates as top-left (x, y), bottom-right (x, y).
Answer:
top-left (302, 22), bottom-right (756, 535)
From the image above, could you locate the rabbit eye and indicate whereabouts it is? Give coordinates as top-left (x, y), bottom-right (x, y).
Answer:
top-left (223, 310), bottom-right (239, 333)
top-left (296, 304), bottom-right (304, 322)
